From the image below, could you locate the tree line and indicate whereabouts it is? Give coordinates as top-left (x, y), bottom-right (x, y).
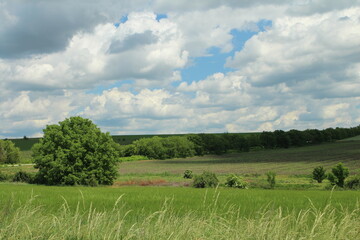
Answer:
top-left (118, 125), bottom-right (360, 159)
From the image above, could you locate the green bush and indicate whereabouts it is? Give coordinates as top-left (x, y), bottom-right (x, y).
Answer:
top-left (192, 171), bottom-right (219, 188)
top-left (12, 171), bottom-right (33, 183)
top-left (0, 140), bottom-right (20, 164)
top-left (118, 144), bottom-right (136, 157)
top-left (266, 172), bottom-right (276, 189)
top-left (183, 170), bottom-right (193, 179)
top-left (32, 116), bottom-right (118, 186)
top-left (312, 166), bottom-right (326, 183)
top-left (327, 163), bottom-right (349, 187)
top-left (345, 175), bottom-right (360, 189)
top-left (225, 174), bottom-right (248, 189)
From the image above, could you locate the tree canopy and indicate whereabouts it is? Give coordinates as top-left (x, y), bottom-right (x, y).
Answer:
top-left (32, 116), bottom-right (118, 186)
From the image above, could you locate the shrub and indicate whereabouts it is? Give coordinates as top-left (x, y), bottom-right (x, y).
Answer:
top-left (0, 140), bottom-right (20, 164)
top-left (345, 175), bottom-right (360, 189)
top-left (327, 163), bottom-right (349, 187)
top-left (32, 116), bottom-right (118, 186)
top-left (266, 172), bottom-right (276, 189)
top-left (12, 171), bottom-right (33, 183)
top-left (225, 174), bottom-right (248, 189)
top-left (312, 166), bottom-right (326, 183)
top-left (183, 170), bottom-right (193, 179)
top-left (193, 171), bottom-right (219, 188)
top-left (118, 144), bottom-right (136, 157)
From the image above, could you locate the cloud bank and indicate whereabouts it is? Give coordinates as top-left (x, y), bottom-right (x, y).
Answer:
top-left (0, 0), bottom-right (359, 137)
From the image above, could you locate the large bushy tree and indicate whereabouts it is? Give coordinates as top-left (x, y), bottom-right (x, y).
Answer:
top-left (0, 140), bottom-right (20, 164)
top-left (32, 117), bottom-right (118, 186)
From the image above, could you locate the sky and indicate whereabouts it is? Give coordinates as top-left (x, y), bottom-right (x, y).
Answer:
top-left (0, 0), bottom-right (360, 138)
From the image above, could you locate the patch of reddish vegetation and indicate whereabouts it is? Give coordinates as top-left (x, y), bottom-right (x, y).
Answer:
top-left (112, 179), bottom-right (167, 187)
top-left (139, 179), bottom-right (167, 186)
top-left (111, 179), bottom-right (190, 187)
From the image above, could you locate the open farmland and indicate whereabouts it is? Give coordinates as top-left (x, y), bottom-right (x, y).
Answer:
top-left (2, 137), bottom-right (360, 189)
top-left (119, 139), bottom-right (360, 175)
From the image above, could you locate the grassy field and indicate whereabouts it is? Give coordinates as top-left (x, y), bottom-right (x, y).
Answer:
top-left (0, 184), bottom-right (359, 239)
top-left (340, 135), bottom-right (360, 141)
top-left (119, 140), bottom-right (360, 175)
top-left (1, 184), bottom-right (359, 218)
top-left (8, 137), bottom-right (40, 151)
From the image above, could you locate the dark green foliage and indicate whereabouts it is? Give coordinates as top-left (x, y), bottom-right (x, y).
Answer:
top-left (12, 171), bottom-right (33, 183)
top-left (345, 175), bottom-right (360, 189)
top-left (225, 174), bottom-right (248, 189)
top-left (162, 136), bottom-right (196, 158)
top-left (327, 173), bottom-right (336, 185)
top-left (304, 129), bottom-right (324, 144)
top-left (192, 171), bottom-right (219, 188)
top-left (327, 163), bottom-right (349, 187)
top-left (274, 130), bottom-right (291, 148)
top-left (117, 144), bottom-right (136, 157)
top-left (312, 166), bottom-right (327, 183)
top-left (183, 170), bottom-right (193, 179)
top-left (324, 128), bottom-right (340, 141)
top-left (198, 134), bottom-right (227, 155)
top-left (32, 116), bottom-right (118, 186)
top-left (266, 172), bottom-right (276, 189)
top-left (247, 134), bottom-right (262, 149)
top-left (126, 136), bottom-right (196, 160)
top-left (0, 140), bottom-right (20, 164)
top-left (186, 134), bottom-right (206, 155)
top-left (287, 129), bottom-right (306, 146)
top-left (223, 134), bottom-right (250, 152)
top-left (119, 133), bottom-right (255, 158)
top-left (260, 132), bottom-right (276, 149)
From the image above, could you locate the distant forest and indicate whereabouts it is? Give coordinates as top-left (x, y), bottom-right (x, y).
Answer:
top-left (5, 125), bottom-right (360, 161)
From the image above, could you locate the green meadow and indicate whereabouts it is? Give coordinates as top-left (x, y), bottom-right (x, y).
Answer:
top-left (1, 184), bottom-right (360, 239)
top-left (1, 184), bottom-right (360, 216)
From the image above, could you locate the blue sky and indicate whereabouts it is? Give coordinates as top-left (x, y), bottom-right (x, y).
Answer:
top-left (0, 1), bottom-right (359, 138)
top-left (181, 21), bottom-right (272, 85)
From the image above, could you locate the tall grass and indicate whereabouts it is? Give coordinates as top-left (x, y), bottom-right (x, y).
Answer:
top-left (1, 193), bottom-right (359, 239)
